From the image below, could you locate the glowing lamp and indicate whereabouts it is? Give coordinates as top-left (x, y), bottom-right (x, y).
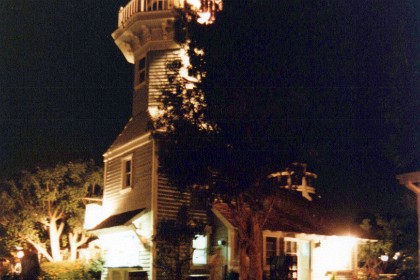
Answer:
top-left (17, 251), bottom-right (24, 259)
top-left (380, 255), bottom-right (389, 262)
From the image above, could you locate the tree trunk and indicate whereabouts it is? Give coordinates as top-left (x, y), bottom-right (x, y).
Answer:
top-left (69, 233), bottom-right (77, 261)
top-left (232, 195), bottom-right (265, 280)
top-left (49, 220), bottom-right (63, 261)
top-left (248, 216), bottom-right (263, 280)
top-left (68, 232), bottom-right (89, 261)
top-left (239, 244), bottom-right (249, 280)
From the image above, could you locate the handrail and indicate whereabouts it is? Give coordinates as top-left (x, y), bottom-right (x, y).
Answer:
top-left (118, 0), bottom-right (182, 27)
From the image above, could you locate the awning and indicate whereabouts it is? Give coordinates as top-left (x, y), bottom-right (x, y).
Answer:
top-left (89, 208), bottom-right (145, 233)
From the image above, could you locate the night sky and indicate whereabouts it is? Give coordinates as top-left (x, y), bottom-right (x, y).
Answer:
top-left (0, 1), bottom-right (419, 219)
top-left (0, 1), bottom-right (133, 176)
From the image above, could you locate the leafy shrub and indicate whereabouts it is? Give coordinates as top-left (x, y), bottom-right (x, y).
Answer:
top-left (40, 258), bottom-right (103, 280)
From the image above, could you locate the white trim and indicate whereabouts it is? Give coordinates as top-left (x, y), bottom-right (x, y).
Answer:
top-left (211, 208), bottom-right (237, 271)
top-left (151, 140), bottom-right (158, 280)
top-left (211, 208), bottom-right (236, 230)
top-left (104, 133), bottom-right (152, 162)
top-left (121, 154), bottom-right (133, 190)
top-left (119, 187), bottom-right (132, 195)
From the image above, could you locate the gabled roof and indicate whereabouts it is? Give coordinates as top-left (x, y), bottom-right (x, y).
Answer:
top-left (213, 201), bottom-right (329, 236)
top-left (108, 111), bottom-right (151, 152)
top-left (212, 189), bottom-right (370, 238)
top-left (91, 208), bottom-right (145, 231)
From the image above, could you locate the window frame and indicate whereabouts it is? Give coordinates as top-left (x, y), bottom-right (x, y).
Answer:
top-left (137, 57), bottom-right (146, 86)
top-left (192, 234), bottom-right (208, 266)
top-left (121, 155), bottom-right (133, 191)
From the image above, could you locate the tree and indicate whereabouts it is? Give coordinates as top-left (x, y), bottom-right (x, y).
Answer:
top-left (153, 205), bottom-right (205, 280)
top-left (0, 161), bottom-right (103, 262)
top-left (358, 195), bottom-right (418, 279)
top-left (152, 1), bottom-right (418, 279)
top-left (153, 4), bottom-right (325, 279)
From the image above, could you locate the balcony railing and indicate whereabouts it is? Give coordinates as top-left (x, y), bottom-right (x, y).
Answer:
top-left (118, 0), bottom-right (184, 27)
top-left (118, 0), bottom-right (222, 27)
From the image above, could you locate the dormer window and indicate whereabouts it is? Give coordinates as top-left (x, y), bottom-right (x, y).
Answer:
top-left (138, 57), bottom-right (146, 85)
top-left (122, 155), bottom-right (133, 189)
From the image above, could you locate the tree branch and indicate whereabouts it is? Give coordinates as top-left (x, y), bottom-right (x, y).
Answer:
top-left (27, 239), bottom-right (53, 262)
top-left (57, 222), bottom-right (65, 237)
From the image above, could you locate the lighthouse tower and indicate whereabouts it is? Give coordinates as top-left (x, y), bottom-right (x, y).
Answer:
top-left (112, 0), bottom-right (184, 120)
top-left (86, 1), bottom-right (220, 280)
top-left (112, 0), bottom-right (219, 119)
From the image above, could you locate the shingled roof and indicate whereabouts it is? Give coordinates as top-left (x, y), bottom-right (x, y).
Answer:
top-left (108, 111), bottom-right (151, 152)
top-left (213, 201), bottom-right (329, 236)
top-left (212, 189), bottom-right (369, 238)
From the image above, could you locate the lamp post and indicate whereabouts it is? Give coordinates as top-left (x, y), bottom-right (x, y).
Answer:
top-left (396, 171), bottom-right (420, 276)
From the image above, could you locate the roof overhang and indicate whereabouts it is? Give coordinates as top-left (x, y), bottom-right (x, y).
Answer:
top-left (89, 208), bottom-right (145, 235)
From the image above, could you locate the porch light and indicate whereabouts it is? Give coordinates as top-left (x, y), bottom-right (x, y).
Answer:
top-left (380, 255), bottom-right (389, 262)
top-left (16, 250), bottom-right (24, 259)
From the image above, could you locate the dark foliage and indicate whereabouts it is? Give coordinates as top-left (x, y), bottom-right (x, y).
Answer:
top-left (153, 206), bottom-right (206, 279)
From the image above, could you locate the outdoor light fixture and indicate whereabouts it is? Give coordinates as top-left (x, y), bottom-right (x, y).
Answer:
top-left (380, 255), bottom-right (389, 262)
top-left (16, 251), bottom-right (24, 259)
top-left (15, 246), bottom-right (24, 259)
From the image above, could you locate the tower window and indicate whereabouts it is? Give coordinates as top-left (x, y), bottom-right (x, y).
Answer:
top-left (122, 156), bottom-right (133, 189)
top-left (147, 0), bottom-right (168, 11)
top-left (138, 57), bottom-right (146, 85)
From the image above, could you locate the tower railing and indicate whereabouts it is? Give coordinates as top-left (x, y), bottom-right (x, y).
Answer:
top-left (118, 0), bottom-right (184, 27)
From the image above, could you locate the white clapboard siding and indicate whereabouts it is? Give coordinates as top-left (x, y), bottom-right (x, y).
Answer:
top-left (103, 141), bottom-right (153, 215)
top-left (148, 49), bottom-right (181, 107)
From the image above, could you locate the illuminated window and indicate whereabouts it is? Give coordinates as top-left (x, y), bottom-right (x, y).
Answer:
top-left (285, 240), bottom-right (297, 255)
top-left (138, 57), bottom-right (146, 85)
top-left (122, 156), bottom-right (133, 189)
top-left (192, 235), bottom-right (208, 265)
top-left (284, 239), bottom-right (298, 280)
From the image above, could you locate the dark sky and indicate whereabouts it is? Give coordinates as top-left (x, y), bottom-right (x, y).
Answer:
top-left (0, 1), bottom-right (133, 176)
top-left (0, 1), bottom-right (419, 219)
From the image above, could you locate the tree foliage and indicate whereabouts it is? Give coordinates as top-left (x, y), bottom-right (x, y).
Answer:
top-left (358, 202), bottom-right (418, 279)
top-left (152, 1), bottom-right (418, 279)
top-left (153, 205), bottom-right (206, 280)
top-left (0, 161), bottom-right (103, 262)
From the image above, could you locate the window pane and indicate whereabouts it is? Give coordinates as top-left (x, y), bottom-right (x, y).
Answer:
top-left (125, 160), bottom-right (131, 172)
top-left (266, 237), bottom-right (277, 264)
top-left (192, 235), bottom-right (207, 265)
top-left (193, 235), bottom-right (207, 249)
top-left (139, 71), bottom-right (145, 84)
top-left (192, 249), bottom-right (207, 265)
top-left (138, 58), bottom-right (145, 70)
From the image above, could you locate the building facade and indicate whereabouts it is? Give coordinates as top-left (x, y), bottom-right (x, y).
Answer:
top-left (84, 1), bottom-right (368, 279)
